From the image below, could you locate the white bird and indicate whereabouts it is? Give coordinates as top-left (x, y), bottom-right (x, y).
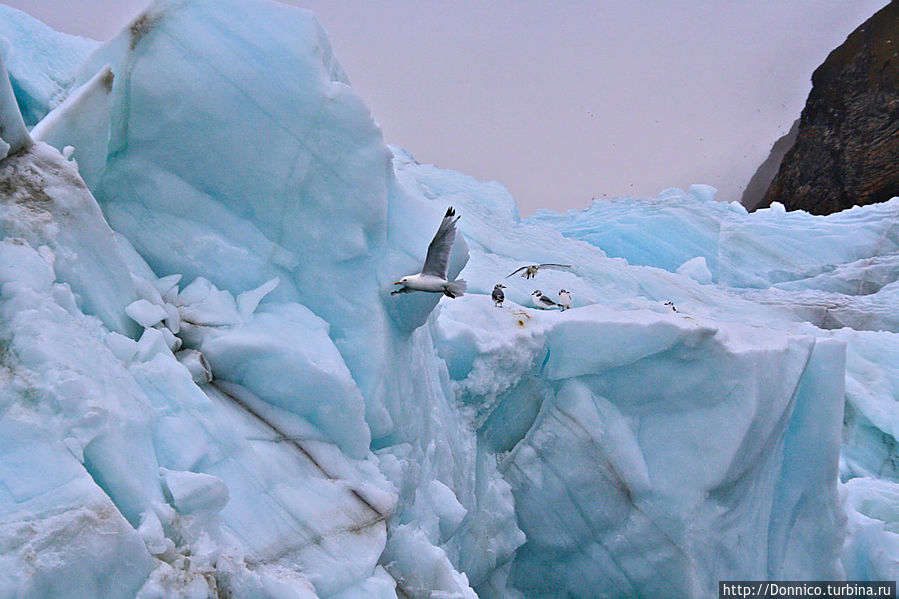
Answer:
top-left (506, 263), bottom-right (572, 280)
top-left (392, 207), bottom-right (467, 298)
top-left (492, 283), bottom-right (506, 307)
top-left (557, 289), bottom-right (571, 311)
top-left (531, 290), bottom-right (561, 310)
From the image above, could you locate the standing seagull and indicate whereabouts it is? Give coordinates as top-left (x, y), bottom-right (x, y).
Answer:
top-left (557, 289), bottom-right (571, 311)
top-left (492, 284), bottom-right (506, 307)
top-left (392, 207), bottom-right (467, 298)
top-left (531, 290), bottom-right (561, 310)
top-left (506, 263), bottom-right (572, 280)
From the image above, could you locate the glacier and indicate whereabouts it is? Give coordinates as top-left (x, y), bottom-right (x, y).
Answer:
top-left (0, 1), bottom-right (897, 597)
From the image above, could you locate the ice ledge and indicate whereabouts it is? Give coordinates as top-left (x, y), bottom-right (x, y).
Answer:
top-left (432, 296), bottom-right (846, 596)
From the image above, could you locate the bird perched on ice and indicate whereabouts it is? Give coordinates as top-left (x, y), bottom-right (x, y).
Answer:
top-left (492, 284), bottom-right (506, 307)
top-left (506, 263), bottom-right (572, 280)
top-left (531, 290), bottom-right (561, 310)
top-left (557, 289), bottom-right (571, 311)
top-left (392, 207), bottom-right (467, 298)
top-left (664, 301), bottom-right (678, 313)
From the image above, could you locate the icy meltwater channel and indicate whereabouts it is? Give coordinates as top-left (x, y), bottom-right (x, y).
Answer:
top-left (0, 0), bottom-right (897, 597)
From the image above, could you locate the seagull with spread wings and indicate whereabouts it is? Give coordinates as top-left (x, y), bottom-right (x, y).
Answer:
top-left (392, 207), bottom-right (467, 298)
top-left (506, 263), bottom-right (572, 280)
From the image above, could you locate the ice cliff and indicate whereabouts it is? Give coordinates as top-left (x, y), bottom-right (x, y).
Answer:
top-left (0, 1), bottom-right (897, 597)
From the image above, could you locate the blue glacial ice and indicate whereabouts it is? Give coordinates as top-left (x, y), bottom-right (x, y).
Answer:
top-left (0, 1), bottom-right (898, 597)
top-left (0, 4), bottom-right (97, 127)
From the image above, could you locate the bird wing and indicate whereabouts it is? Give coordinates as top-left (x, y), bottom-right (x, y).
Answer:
top-left (505, 266), bottom-right (529, 278)
top-left (421, 207), bottom-right (460, 277)
top-left (538, 263), bottom-right (572, 271)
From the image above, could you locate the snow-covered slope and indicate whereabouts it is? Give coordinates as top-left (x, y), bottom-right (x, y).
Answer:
top-left (0, 1), bottom-right (897, 597)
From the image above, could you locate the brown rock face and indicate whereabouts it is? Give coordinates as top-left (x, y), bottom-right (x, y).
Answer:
top-left (760, 1), bottom-right (899, 214)
top-left (741, 119), bottom-right (799, 211)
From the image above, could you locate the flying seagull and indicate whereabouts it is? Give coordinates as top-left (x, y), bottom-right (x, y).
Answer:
top-left (392, 207), bottom-right (467, 298)
top-left (492, 283), bottom-right (506, 307)
top-left (532, 290), bottom-right (561, 310)
top-left (506, 263), bottom-right (572, 280)
top-left (557, 289), bottom-right (571, 311)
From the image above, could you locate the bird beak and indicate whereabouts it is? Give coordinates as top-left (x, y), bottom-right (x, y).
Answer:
top-left (394, 281), bottom-right (402, 285)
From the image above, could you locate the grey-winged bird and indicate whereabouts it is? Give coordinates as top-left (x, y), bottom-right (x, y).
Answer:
top-left (492, 284), bottom-right (506, 307)
top-left (392, 207), bottom-right (467, 298)
top-left (532, 290), bottom-right (561, 310)
top-left (506, 263), bottom-right (571, 280)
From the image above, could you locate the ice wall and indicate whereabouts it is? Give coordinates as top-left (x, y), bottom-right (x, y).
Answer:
top-left (31, 65), bottom-right (115, 190)
top-left (0, 4), bottom-right (98, 126)
top-left (530, 188), bottom-right (899, 294)
top-left (0, 143), bottom-right (396, 598)
top-left (0, 51), bottom-right (31, 159)
top-left (0, 0), bottom-right (896, 597)
top-left (531, 189), bottom-right (899, 586)
top-left (429, 298), bottom-right (846, 596)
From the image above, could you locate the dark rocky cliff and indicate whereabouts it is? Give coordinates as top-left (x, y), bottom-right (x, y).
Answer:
top-left (741, 119), bottom-right (799, 211)
top-left (757, 1), bottom-right (898, 214)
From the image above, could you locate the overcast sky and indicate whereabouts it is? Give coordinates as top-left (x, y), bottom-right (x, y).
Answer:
top-left (3, 0), bottom-right (889, 214)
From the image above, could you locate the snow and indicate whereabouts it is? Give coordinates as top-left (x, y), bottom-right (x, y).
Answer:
top-left (0, 142), bottom-right (138, 336)
top-left (0, 1), bottom-right (898, 597)
top-left (126, 299), bottom-right (168, 328)
top-left (159, 467), bottom-right (229, 515)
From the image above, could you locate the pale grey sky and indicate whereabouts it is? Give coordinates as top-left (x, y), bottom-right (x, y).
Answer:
top-left (3, 0), bottom-right (889, 214)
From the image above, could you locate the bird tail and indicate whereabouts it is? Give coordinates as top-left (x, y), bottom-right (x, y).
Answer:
top-left (444, 279), bottom-right (467, 298)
